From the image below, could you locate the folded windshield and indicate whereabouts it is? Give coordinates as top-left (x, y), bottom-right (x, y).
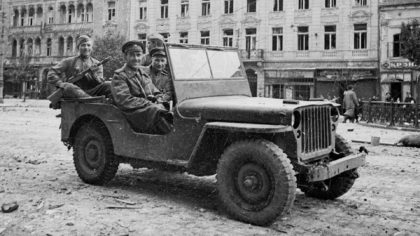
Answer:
top-left (169, 48), bottom-right (244, 80)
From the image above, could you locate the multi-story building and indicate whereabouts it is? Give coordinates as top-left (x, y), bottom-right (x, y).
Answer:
top-left (3, 0), bottom-right (131, 98)
top-left (379, 0), bottom-right (420, 102)
top-left (0, 0), bottom-right (4, 102)
top-left (127, 0), bottom-right (380, 100)
top-left (3, 0), bottom-right (380, 100)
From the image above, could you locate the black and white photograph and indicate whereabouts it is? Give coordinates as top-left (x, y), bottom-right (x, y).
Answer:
top-left (0, 0), bottom-right (419, 235)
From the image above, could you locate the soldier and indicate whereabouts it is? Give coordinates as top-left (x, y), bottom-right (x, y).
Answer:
top-left (142, 48), bottom-right (174, 103)
top-left (140, 33), bottom-right (165, 66)
top-left (47, 35), bottom-right (111, 98)
top-left (111, 40), bottom-right (172, 134)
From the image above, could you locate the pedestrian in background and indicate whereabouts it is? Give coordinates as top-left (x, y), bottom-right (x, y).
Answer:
top-left (140, 33), bottom-right (165, 66)
top-left (342, 85), bottom-right (359, 123)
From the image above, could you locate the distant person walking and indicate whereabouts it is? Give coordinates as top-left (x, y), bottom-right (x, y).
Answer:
top-left (342, 85), bottom-right (359, 123)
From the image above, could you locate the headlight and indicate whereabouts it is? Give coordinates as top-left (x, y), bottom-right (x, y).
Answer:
top-left (292, 111), bottom-right (301, 129)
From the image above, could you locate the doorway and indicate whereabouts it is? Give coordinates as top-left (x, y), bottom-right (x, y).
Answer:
top-left (246, 69), bottom-right (257, 97)
top-left (390, 83), bottom-right (402, 102)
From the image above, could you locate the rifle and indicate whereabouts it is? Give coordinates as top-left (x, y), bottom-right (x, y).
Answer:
top-left (47, 57), bottom-right (111, 107)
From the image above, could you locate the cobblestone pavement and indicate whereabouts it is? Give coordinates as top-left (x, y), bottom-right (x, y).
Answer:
top-left (0, 99), bottom-right (419, 236)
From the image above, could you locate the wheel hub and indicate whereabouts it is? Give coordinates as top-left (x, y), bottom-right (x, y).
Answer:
top-left (84, 140), bottom-right (103, 169)
top-left (236, 163), bottom-right (271, 204)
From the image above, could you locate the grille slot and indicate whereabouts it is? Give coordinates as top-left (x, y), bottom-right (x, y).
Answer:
top-left (300, 106), bottom-right (332, 153)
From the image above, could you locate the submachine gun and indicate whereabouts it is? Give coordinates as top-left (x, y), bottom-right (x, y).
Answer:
top-left (47, 57), bottom-right (111, 108)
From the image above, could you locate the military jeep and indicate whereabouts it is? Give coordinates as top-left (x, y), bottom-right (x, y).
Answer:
top-left (58, 44), bottom-right (365, 226)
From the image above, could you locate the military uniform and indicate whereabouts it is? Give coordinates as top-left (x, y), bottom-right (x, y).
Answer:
top-left (111, 40), bottom-right (172, 134)
top-left (47, 56), bottom-right (111, 98)
top-left (142, 65), bottom-right (174, 102)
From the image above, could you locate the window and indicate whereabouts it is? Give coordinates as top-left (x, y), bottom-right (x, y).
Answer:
top-left (180, 32), bottom-right (188, 44)
top-left (297, 26), bottom-right (309, 50)
top-left (161, 0), bottom-right (168, 19)
top-left (245, 28), bottom-right (257, 51)
top-left (48, 7), bottom-right (54, 24)
top-left (28, 8), bottom-right (34, 26)
top-left (139, 1), bottom-right (147, 20)
top-left (67, 37), bottom-right (73, 54)
top-left (324, 25), bottom-right (336, 50)
top-left (393, 34), bottom-right (402, 57)
top-left (86, 4), bottom-right (93, 22)
top-left (247, 0), bottom-right (256, 13)
top-left (201, 31), bottom-right (210, 45)
top-left (68, 5), bottom-right (75, 23)
top-left (224, 0), bottom-right (233, 14)
top-left (108, 1), bottom-right (116, 21)
top-left (272, 27), bottom-right (283, 51)
top-left (12, 39), bottom-right (17, 57)
top-left (298, 0), bottom-right (309, 9)
top-left (273, 0), bottom-right (283, 11)
top-left (202, 0), bottom-right (210, 16)
top-left (325, 0), bottom-right (336, 8)
top-left (160, 33), bottom-right (170, 42)
top-left (138, 34), bottom-right (147, 46)
top-left (46, 38), bottom-right (52, 56)
top-left (354, 24), bottom-right (367, 49)
top-left (181, 0), bottom-right (189, 17)
top-left (223, 29), bottom-right (233, 47)
top-left (354, 0), bottom-right (367, 6)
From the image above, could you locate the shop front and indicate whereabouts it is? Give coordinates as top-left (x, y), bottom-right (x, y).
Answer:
top-left (263, 69), bottom-right (315, 100)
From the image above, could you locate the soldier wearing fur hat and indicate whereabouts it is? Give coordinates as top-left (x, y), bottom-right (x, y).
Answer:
top-left (140, 33), bottom-right (165, 66)
top-left (142, 48), bottom-right (174, 103)
top-left (111, 40), bottom-right (172, 134)
top-left (47, 35), bottom-right (112, 98)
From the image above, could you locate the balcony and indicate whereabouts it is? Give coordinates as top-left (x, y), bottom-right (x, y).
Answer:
top-left (352, 50), bottom-right (369, 57)
top-left (239, 49), bottom-right (264, 62)
top-left (296, 51), bottom-right (310, 58)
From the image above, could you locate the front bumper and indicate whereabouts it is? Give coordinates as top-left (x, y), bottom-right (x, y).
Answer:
top-left (307, 153), bottom-right (366, 182)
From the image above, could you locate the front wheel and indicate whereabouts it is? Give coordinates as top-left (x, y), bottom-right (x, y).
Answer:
top-left (73, 121), bottom-right (119, 185)
top-left (216, 139), bottom-right (296, 226)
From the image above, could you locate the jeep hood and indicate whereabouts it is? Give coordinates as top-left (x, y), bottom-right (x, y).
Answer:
top-left (176, 96), bottom-right (333, 125)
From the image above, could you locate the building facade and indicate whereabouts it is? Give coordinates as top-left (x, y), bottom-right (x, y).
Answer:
top-left (0, 0), bottom-right (4, 102)
top-left (126, 0), bottom-right (380, 101)
top-left (379, 0), bottom-right (420, 102)
top-left (3, 0), bottom-right (381, 100)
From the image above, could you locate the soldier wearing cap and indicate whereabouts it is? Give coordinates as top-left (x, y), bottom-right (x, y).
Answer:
top-left (142, 48), bottom-right (174, 103)
top-left (47, 35), bottom-right (112, 98)
top-left (140, 33), bottom-right (165, 66)
top-left (111, 40), bottom-right (172, 134)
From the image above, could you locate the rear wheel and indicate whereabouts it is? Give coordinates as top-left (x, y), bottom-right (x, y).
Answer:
top-left (301, 135), bottom-right (358, 200)
top-left (217, 139), bottom-right (296, 226)
top-left (73, 121), bottom-right (119, 185)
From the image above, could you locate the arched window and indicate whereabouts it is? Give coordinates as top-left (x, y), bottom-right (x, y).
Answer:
top-left (66, 36), bottom-right (74, 55)
top-left (27, 38), bottom-right (34, 55)
top-left (68, 4), bottom-right (75, 23)
top-left (19, 39), bottom-right (25, 56)
top-left (28, 7), bottom-right (35, 26)
top-left (59, 5), bottom-right (66, 23)
top-left (35, 37), bottom-right (41, 55)
top-left (58, 37), bottom-right (65, 56)
top-left (36, 6), bottom-right (43, 25)
top-left (77, 4), bottom-right (85, 22)
top-left (46, 38), bottom-right (52, 56)
top-left (86, 3), bottom-right (93, 22)
top-left (13, 9), bottom-right (19, 27)
top-left (12, 39), bottom-right (18, 57)
top-left (20, 8), bottom-right (27, 26)
top-left (48, 6), bottom-right (54, 24)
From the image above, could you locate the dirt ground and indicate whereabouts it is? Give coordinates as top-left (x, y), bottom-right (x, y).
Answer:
top-left (0, 99), bottom-right (419, 236)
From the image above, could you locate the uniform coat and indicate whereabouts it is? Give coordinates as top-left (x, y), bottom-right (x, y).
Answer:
top-left (142, 65), bottom-right (174, 102)
top-left (343, 90), bottom-right (359, 118)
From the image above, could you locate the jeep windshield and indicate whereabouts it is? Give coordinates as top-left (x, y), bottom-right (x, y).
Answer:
top-left (169, 47), bottom-right (244, 80)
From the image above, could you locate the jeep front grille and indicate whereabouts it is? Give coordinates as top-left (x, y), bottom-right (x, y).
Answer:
top-left (300, 106), bottom-right (332, 153)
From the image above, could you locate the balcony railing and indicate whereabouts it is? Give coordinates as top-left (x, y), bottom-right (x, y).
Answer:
top-left (263, 49), bottom-right (377, 60)
top-left (6, 56), bottom-right (68, 65)
top-left (352, 49), bottom-right (369, 57)
top-left (361, 101), bottom-right (419, 128)
top-left (239, 49), bottom-right (264, 61)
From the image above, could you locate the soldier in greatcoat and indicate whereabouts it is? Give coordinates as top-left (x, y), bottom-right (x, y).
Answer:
top-left (47, 35), bottom-right (111, 98)
top-left (141, 48), bottom-right (174, 103)
top-left (111, 40), bottom-right (172, 134)
top-left (140, 33), bottom-right (165, 66)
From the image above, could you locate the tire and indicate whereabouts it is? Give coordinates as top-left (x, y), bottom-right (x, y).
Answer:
top-left (73, 121), bottom-right (119, 185)
top-left (301, 135), bottom-right (358, 200)
top-left (216, 139), bottom-right (296, 226)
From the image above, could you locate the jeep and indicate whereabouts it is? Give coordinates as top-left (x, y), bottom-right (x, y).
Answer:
top-left (57, 44), bottom-right (366, 226)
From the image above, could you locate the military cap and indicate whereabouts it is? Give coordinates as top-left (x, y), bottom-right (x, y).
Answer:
top-left (150, 48), bottom-right (166, 57)
top-left (147, 33), bottom-right (164, 41)
top-left (76, 35), bottom-right (92, 48)
top-left (122, 40), bottom-right (145, 54)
